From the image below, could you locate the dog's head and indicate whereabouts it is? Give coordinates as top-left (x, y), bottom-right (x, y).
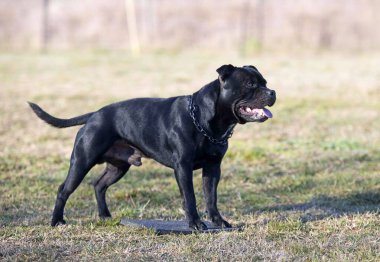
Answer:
top-left (216, 64), bottom-right (276, 124)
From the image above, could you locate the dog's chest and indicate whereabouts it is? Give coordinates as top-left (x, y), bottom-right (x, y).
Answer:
top-left (195, 143), bottom-right (227, 163)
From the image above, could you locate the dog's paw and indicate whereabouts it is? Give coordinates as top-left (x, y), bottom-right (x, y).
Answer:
top-left (99, 215), bottom-right (112, 220)
top-left (99, 211), bottom-right (112, 220)
top-left (212, 216), bottom-right (232, 228)
top-left (51, 218), bottom-right (66, 227)
top-left (189, 219), bottom-right (208, 231)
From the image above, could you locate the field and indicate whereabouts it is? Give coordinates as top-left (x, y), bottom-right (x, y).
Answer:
top-left (1, 50), bottom-right (380, 261)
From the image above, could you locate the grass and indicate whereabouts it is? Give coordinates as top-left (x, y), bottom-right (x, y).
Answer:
top-left (1, 50), bottom-right (380, 260)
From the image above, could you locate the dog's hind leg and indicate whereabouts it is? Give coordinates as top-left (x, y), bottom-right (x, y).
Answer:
top-left (93, 163), bottom-right (130, 219)
top-left (52, 159), bottom-right (93, 226)
top-left (51, 126), bottom-right (117, 226)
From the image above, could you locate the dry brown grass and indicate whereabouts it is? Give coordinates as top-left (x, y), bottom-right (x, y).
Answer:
top-left (1, 50), bottom-right (380, 260)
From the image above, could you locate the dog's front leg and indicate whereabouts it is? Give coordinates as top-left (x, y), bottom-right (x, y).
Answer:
top-left (174, 163), bottom-right (207, 230)
top-left (202, 162), bottom-right (232, 228)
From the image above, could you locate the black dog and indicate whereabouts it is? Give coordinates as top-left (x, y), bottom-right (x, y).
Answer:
top-left (29, 64), bottom-right (276, 229)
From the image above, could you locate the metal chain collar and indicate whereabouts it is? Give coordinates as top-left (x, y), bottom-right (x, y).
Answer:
top-left (188, 95), bottom-right (234, 145)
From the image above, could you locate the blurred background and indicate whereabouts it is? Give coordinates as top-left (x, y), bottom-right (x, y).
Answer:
top-left (1, 0), bottom-right (379, 53)
top-left (1, 2), bottom-right (380, 259)
top-left (1, 0), bottom-right (380, 157)
top-left (0, 1), bottom-right (379, 162)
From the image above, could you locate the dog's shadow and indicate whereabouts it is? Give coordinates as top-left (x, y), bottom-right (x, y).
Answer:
top-left (247, 190), bottom-right (380, 224)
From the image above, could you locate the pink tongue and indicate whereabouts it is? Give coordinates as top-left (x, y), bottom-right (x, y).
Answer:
top-left (263, 108), bottom-right (273, 118)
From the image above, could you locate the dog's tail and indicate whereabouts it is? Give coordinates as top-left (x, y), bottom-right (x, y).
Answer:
top-left (28, 102), bottom-right (94, 128)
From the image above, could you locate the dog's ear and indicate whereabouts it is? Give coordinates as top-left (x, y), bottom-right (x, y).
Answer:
top-left (216, 64), bottom-right (235, 82)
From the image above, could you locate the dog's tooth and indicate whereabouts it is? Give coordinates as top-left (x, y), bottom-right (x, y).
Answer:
top-left (246, 107), bottom-right (252, 112)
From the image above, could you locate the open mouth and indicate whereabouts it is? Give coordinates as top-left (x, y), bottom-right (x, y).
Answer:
top-left (238, 106), bottom-right (273, 121)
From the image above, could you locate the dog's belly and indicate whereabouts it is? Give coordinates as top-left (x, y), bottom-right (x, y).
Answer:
top-left (99, 140), bottom-right (145, 167)
top-left (99, 139), bottom-right (226, 171)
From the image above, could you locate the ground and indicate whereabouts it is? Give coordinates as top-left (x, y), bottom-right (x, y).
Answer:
top-left (0, 50), bottom-right (379, 261)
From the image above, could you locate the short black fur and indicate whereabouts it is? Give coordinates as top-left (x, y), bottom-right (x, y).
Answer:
top-left (29, 64), bottom-right (276, 230)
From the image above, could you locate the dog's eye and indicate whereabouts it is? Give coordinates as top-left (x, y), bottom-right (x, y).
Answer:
top-left (247, 82), bottom-right (257, 88)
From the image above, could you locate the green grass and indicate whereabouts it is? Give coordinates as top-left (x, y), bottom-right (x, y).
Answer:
top-left (1, 50), bottom-right (380, 260)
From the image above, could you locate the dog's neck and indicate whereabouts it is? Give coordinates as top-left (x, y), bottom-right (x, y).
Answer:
top-left (193, 80), bottom-right (237, 140)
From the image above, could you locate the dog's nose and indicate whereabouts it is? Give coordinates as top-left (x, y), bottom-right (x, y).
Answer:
top-left (267, 90), bottom-right (276, 97)
top-left (267, 89), bottom-right (276, 107)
